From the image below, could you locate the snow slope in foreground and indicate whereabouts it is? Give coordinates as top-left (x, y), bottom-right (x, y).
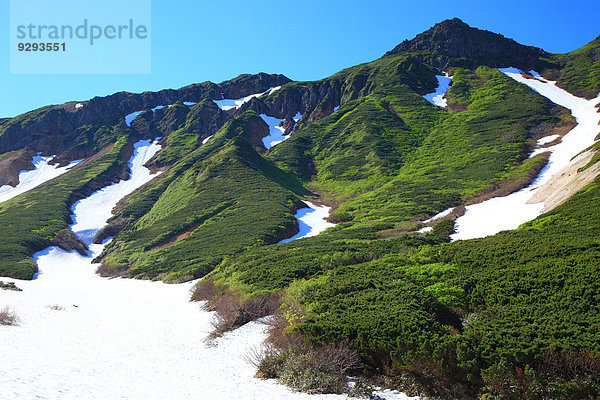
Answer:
top-left (451, 68), bottom-right (600, 240)
top-left (423, 72), bottom-right (452, 107)
top-left (0, 156), bottom-right (81, 204)
top-left (0, 140), bottom-right (411, 400)
top-left (279, 201), bottom-right (336, 244)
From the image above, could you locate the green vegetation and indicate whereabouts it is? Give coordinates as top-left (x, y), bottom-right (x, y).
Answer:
top-left (579, 140), bottom-right (600, 172)
top-left (537, 35), bottom-right (600, 99)
top-left (556, 36), bottom-right (600, 98)
top-left (97, 111), bottom-right (310, 282)
top-left (1, 21), bottom-right (600, 399)
top-left (273, 66), bottom-right (570, 223)
top-left (204, 171), bottom-right (600, 398)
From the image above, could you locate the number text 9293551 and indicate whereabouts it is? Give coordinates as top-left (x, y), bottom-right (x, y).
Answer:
top-left (18, 42), bottom-right (66, 51)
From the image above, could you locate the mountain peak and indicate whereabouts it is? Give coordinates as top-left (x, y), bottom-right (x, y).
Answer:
top-left (434, 17), bottom-right (471, 29)
top-left (385, 18), bottom-right (545, 69)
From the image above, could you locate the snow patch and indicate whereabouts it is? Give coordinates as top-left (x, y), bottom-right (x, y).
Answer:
top-left (279, 201), bottom-right (335, 243)
top-left (70, 139), bottom-right (162, 244)
top-left (333, 106), bottom-right (340, 112)
top-left (261, 114), bottom-right (287, 149)
top-left (75, 103), bottom-right (83, 109)
top-left (537, 134), bottom-right (559, 146)
top-left (451, 68), bottom-right (600, 241)
top-left (202, 135), bottom-right (213, 144)
top-left (423, 207), bottom-right (455, 223)
top-left (418, 226), bottom-right (433, 233)
top-left (0, 156), bottom-right (82, 204)
top-left (125, 102), bottom-right (197, 126)
top-left (423, 72), bottom-right (452, 107)
top-left (124, 110), bottom-right (144, 126)
top-left (214, 87), bottom-right (277, 111)
top-left (293, 112), bottom-right (302, 122)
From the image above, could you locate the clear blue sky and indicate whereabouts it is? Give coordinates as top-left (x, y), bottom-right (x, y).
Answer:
top-left (1, 0), bottom-right (599, 118)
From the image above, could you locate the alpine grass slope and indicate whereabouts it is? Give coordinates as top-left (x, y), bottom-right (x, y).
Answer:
top-left (1, 18), bottom-right (600, 399)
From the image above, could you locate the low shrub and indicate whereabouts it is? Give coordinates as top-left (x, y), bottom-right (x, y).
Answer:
top-left (191, 278), bottom-right (280, 338)
top-left (248, 306), bottom-right (371, 396)
top-left (0, 306), bottom-right (20, 326)
top-left (254, 338), bottom-right (369, 396)
top-left (0, 281), bottom-right (22, 291)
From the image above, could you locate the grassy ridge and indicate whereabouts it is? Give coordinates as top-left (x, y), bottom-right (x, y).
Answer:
top-left (269, 54), bottom-right (443, 199)
top-left (97, 111), bottom-right (311, 282)
top-left (542, 36), bottom-right (600, 99)
top-left (272, 66), bottom-right (570, 224)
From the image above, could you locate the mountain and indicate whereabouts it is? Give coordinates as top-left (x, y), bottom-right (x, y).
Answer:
top-left (385, 18), bottom-right (546, 69)
top-left (1, 18), bottom-right (600, 399)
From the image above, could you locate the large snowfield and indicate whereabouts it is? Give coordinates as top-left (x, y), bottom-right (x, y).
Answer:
top-left (0, 139), bottom-right (412, 399)
top-left (0, 156), bottom-right (81, 204)
top-left (450, 68), bottom-right (600, 240)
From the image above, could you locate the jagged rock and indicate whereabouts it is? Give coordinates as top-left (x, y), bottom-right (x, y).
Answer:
top-left (245, 115), bottom-right (270, 150)
top-left (385, 18), bottom-right (546, 69)
top-left (0, 148), bottom-right (36, 187)
top-left (217, 73), bottom-right (291, 99)
top-left (0, 73), bottom-right (292, 165)
top-left (184, 100), bottom-right (229, 138)
top-left (282, 117), bottom-right (296, 135)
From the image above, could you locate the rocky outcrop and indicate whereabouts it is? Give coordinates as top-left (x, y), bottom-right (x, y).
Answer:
top-left (50, 229), bottom-right (88, 256)
top-left (385, 18), bottom-right (546, 70)
top-left (244, 115), bottom-right (270, 150)
top-left (239, 80), bottom-right (345, 124)
top-left (0, 281), bottom-right (22, 291)
top-left (217, 73), bottom-right (291, 99)
top-left (0, 148), bottom-right (36, 187)
top-left (0, 73), bottom-right (292, 165)
top-left (281, 117), bottom-right (296, 135)
top-left (181, 100), bottom-right (229, 139)
top-left (93, 216), bottom-right (130, 245)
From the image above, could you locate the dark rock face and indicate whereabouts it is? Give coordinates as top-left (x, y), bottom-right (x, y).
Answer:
top-left (0, 148), bottom-right (36, 187)
top-left (244, 115), bottom-right (270, 151)
top-left (182, 100), bottom-right (229, 140)
top-left (385, 18), bottom-right (546, 69)
top-left (0, 73), bottom-right (292, 183)
top-left (239, 81), bottom-right (346, 125)
top-left (281, 117), bottom-right (296, 135)
top-left (217, 73), bottom-right (291, 99)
